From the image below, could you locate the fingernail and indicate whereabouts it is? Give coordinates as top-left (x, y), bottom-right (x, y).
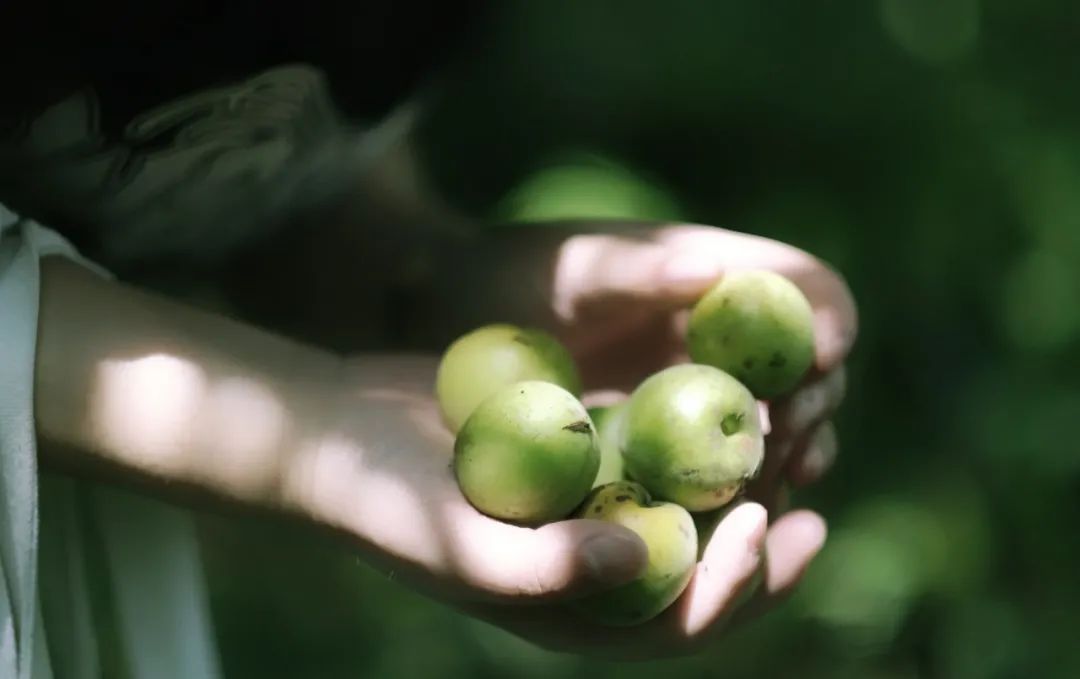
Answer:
top-left (582, 533), bottom-right (646, 583)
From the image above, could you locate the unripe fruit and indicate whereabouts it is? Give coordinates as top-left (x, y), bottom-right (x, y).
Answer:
top-left (436, 324), bottom-right (582, 432)
top-left (622, 364), bottom-right (764, 512)
top-left (453, 381), bottom-right (599, 524)
top-left (687, 270), bottom-right (815, 399)
top-left (587, 403), bottom-right (629, 488)
top-left (569, 481), bottom-right (697, 626)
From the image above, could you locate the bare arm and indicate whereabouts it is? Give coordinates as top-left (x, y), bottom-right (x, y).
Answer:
top-left (34, 257), bottom-right (342, 515)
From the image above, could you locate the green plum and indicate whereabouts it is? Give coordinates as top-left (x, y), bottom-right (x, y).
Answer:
top-left (453, 381), bottom-right (599, 524)
top-left (622, 364), bottom-right (764, 512)
top-left (587, 402), bottom-right (630, 488)
top-left (686, 269), bottom-right (815, 399)
top-left (436, 324), bottom-right (582, 432)
top-left (569, 481), bottom-right (697, 626)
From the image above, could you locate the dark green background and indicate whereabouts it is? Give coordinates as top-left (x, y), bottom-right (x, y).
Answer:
top-left (197, 2), bottom-right (1080, 677)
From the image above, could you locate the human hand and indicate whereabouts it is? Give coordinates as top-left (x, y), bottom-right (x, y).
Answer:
top-left (280, 354), bottom-right (806, 659)
top-left (406, 221), bottom-right (857, 638)
top-left (417, 220), bottom-right (854, 499)
top-left (296, 223), bottom-right (855, 658)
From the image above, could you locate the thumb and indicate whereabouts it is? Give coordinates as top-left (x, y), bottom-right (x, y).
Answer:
top-left (456, 517), bottom-right (649, 604)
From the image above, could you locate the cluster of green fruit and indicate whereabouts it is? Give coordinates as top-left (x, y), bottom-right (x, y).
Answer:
top-left (436, 270), bottom-right (816, 626)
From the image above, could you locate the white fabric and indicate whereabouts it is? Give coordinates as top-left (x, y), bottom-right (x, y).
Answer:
top-left (0, 204), bottom-right (222, 678)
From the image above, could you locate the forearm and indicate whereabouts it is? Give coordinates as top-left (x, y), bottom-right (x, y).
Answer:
top-left (34, 257), bottom-right (343, 513)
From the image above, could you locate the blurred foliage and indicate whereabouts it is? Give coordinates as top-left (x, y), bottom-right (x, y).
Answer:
top-left (197, 1), bottom-right (1079, 677)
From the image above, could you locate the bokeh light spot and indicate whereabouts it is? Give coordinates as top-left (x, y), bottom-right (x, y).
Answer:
top-left (880, 0), bottom-right (980, 64)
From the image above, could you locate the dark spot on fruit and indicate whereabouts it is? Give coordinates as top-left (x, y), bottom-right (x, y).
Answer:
top-left (615, 495), bottom-right (631, 503)
top-left (563, 420), bottom-right (592, 434)
top-left (512, 334), bottom-right (533, 347)
top-left (768, 352), bottom-right (787, 368)
top-left (721, 412), bottom-right (744, 436)
top-left (742, 357), bottom-right (756, 370)
top-left (593, 506), bottom-right (602, 514)
top-left (722, 334), bottom-right (731, 345)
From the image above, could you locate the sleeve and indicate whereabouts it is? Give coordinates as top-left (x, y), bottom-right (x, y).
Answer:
top-left (0, 205), bottom-right (222, 679)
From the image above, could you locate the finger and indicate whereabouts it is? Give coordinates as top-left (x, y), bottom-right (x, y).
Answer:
top-left (581, 389), bottom-right (630, 408)
top-left (656, 225), bottom-right (859, 371)
top-left (675, 502), bottom-right (768, 640)
top-left (757, 400), bottom-right (772, 437)
top-left (752, 366), bottom-right (846, 491)
top-left (551, 232), bottom-right (675, 324)
top-left (448, 510), bottom-right (649, 603)
top-left (730, 510), bottom-right (827, 626)
top-left (788, 420), bottom-right (838, 487)
top-left (771, 365), bottom-right (847, 439)
top-left (459, 504), bottom-right (768, 661)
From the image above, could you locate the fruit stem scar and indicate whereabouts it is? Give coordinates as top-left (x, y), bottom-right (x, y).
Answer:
top-left (563, 420), bottom-right (592, 434)
top-left (720, 412), bottom-right (744, 436)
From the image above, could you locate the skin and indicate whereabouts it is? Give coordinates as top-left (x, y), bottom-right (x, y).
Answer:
top-left (34, 216), bottom-right (857, 660)
top-left (687, 270), bottom-right (816, 400)
top-left (622, 364), bottom-right (764, 511)
top-left (454, 381), bottom-right (599, 524)
top-left (587, 402), bottom-right (629, 488)
top-left (436, 324), bottom-right (582, 432)
top-left (569, 481), bottom-right (698, 626)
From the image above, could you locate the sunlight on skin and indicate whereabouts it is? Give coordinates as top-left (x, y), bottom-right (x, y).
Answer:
top-left (678, 502), bottom-right (767, 637)
top-left (93, 353), bottom-right (294, 495)
top-left (550, 225), bottom-right (856, 371)
top-left (199, 377), bottom-right (289, 493)
top-left (657, 226), bottom-right (857, 370)
top-left (285, 432), bottom-right (446, 568)
top-left (94, 354), bottom-right (208, 475)
top-left (550, 234), bottom-right (666, 324)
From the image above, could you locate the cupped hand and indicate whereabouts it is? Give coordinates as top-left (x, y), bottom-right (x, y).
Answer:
top-left (281, 354), bottom-right (826, 660)
top-left (289, 222), bottom-right (856, 658)
top-left (422, 222), bottom-right (856, 504)
top-left (416, 221), bottom-right (857, 634)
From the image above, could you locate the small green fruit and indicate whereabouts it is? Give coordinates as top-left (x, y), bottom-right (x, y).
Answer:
top-left (454, 381), bottom-right (600, 524)
top-left (686, 270), bottom-right (815, 399)
top-left (436, 324), bottom-right (582, 432)
top-left (569, 481), bottom-right (697, 626)
top-left (587, 402), bottom-right (630, 488)
top-left (622, 364), bottom-right (764, 512)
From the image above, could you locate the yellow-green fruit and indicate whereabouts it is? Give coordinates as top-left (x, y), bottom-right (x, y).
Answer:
top-left (587, 403), bottom-right (630, 488)
top-left (623, 364), bottom-right (764, 512)
top-left (686, 270), bottom-right (815, 399)
top-left (454, 381), bottom-right (600, 524)
top-left (436, 324), bottom-right (582, 432)
top-left (569, 481), bottom-right (697, 626)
